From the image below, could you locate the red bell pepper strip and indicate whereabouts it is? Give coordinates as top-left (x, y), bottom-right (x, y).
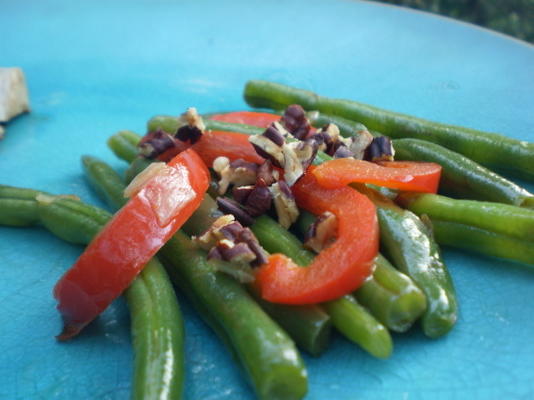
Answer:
top-left (255, 168), bottom-right (379, 305)
top-left (54, 149), bottom-right (209, 340)
top-left (312, 159), bottom-right (442, 193)
top-left (210, 111), bottom-right (280, 128)
top-left (157, 130), bottom-right (263, 166)
top-left (192, 130), bottom-right (264, 166)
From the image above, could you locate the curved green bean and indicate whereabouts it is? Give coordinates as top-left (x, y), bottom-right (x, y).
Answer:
top-left (244, 80), bottom-right (534, 180)
top-left (431, 219), bottom-right (534, 266)
top-left (398, 192), bottom-right (534, 241)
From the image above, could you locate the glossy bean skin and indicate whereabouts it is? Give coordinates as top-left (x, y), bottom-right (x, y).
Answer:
top-left (431, 219), bottom-right (534, 266)
top-left (398, 193), bottom-right (534, 241)
top-left (355, 185), bottom-right (458, 339)
top-left (244, 80), bottom-right (534, 180)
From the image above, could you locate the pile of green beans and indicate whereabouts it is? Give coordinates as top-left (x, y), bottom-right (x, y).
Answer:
top-left (0, 186), bottom-right (185, 400)
top-left (114, 130), bottom-right (433, 349)
top-left (244, 80), bottom-right (534, 181)
top-left (141, 117), bottom-right (459, 338)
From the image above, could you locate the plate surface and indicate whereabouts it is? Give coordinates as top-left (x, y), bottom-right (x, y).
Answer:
top-left (1, 1), bottom-right (533, 399)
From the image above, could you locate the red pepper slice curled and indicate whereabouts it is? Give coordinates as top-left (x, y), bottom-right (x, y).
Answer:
top-left (255, 168), bottom-right (379, 304)
top-left (313, 158), bottom-right (442, 193)
top-left (54, 149), bottom-right (209, 340)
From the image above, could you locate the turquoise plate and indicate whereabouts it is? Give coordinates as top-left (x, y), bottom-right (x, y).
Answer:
top-left (1, 0), bottom-right (533, 399)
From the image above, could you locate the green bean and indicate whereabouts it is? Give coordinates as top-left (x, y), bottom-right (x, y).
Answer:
top-left (126, 258), bottom-right (185, 400)
top-left (306, 112), bottom-right (534, 207)
top-left (296, 211), bottom-right (427, 333)
top-left (251, 214), bottom-right (392, 358)
top-left (323, 295), bottom-right (391, 359)
top-left (244, 80), bottom-right (534, 180)
top-left (356, 185), bottom-right (458, 339)
top-left (248, 287), bottom-right (330, 357)
top-left (398, 193), bottom-right (534, 241)
top-left (307, 111), bottom-right (370, 135)
top-left (160, 233), bottom-right (308, 400)
top-left (431, 219), bottom-right (534, 266)
top-left (107, 130), bottom-right (142, 163)
top-left (0, 185), bottom-right (45, 226)
top-left (36, 195), bottom-right (111, 245)
top-left (82, 155), bottom-right (126, 209)
top-left (3, 191), bottom-right (186, 400)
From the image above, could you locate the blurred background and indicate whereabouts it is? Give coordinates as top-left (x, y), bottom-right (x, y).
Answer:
top-left (375, 0), bottom-right (534, 43)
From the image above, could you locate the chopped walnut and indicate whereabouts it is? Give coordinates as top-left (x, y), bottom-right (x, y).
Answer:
top-left (304, 211), bottom-right (338, 253)
top-left (217, 241), bottom-right (257, 264)
top-left (242, 179), bottom-right (272, 217)
top-left (257, 160), bottom-right (280, 186)
top-left (212, 157), bottom-right (258, 194)
top-left (365, 136), bottom-right (395, 162)
top-left (249, 133), bottom-right (285, 167)
top-left (281, 104), bottom-right (311, 140)
top-left (281, 143), bottom-right (305, 187)
top-left (347, 129), bottom-right (374, 160)
top-left (138, 129), bottom-right (177, 158)
top-left (198, 215), bottom-right (268, 268)
top-left (270, 181), bottom-right (299, 228)
top-left (175, 107), bottom-right (205, 144)
top-left (194, 214), bottom-right (237, 250)
top-left (216, 197), bottom-right (254, 226)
